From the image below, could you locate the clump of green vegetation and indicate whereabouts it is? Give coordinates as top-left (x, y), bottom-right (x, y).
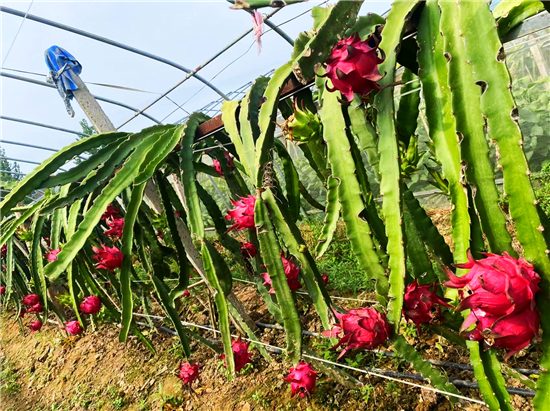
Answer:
top-left (300, 220), bottom-right (373, 294)
top-left (535, 163), bottom-right (550, 217)
top-left (250, 389), bottom-right (272, 409)
top-left (0, 358), bottom-right (21, 394)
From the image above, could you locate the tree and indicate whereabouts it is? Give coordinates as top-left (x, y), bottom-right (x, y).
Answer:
top-left (0, 148), bottom-right (23, 184)
top-left (0, 148), bottom-right (24, 202)
top-left (74, 119), bottom-right (98, 164)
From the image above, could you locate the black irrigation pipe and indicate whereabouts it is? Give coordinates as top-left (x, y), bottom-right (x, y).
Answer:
top-left (136, 313), bottom-right (540, 377)
top-left (255, 322), bottom-right (541, 376)
top-left (136, 320), bottom-right (536, 398)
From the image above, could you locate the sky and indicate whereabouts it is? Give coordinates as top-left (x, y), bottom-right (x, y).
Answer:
top-left (0, 0), bottom-right (391, 175)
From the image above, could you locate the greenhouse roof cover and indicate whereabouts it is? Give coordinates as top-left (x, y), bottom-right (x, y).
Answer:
top-left (0, 1), bottom-right (390, 175)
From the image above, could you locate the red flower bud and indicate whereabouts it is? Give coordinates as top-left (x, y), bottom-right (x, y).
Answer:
top-left (321, 274), bottom-right (329, 287)
top-left (322, 307), bottom-right (391, 359)
top-left (157, 230), bottom-right (163, 239)
top-left (1, 244), bottom-right (7, 257)
top-left (224, 152), bottom-right (235, 171)
top-left (403, 280), bottom-right (452, 333)
top-left (284, 362), bottom-right (317, 398)
top-left (221, 339), bottom-right (253, 372)
top-left (0, 286), bottom-right (5, 295)
top-left (27, 303), bottom-right (44, 314)
top-left (175, 210), bottom-right (182, 218)
top-left (105, 218), bottom-right (124, 238)
top-left (29, 320), bottom-right (43, 332)
top-left (45, 248), bottom-right (61, 262)
top-left (79, 295), bottom-right (102, 315)
top-left (65, 321), bottom-right (83, 336)
top-left (22, 294), bottom-right (40, 307)
top-left (101, 204), bottom-right (119, 221)
top-left (240, 242), bottom-right (257, 259)
top-left (321, 34), bottom-right (385, 101)
top-left (44, 237), bottom-right (51, 246)
top-left (182, 290), bottom-right (190, 298)
top-left (225, 195), bottom-right (256, 232)
top-left (92, 245), bottom-right (123, 271)
top-left (17, 307), bottom-right (27, 318)
top-left (262, 253), bottom-right (301, 294)
top-left (177, 362), bottom-right (200, 385)
top-left (213, 159), bottom-right (224, 177)
top-left (445, 252), bottom-right (540, 357)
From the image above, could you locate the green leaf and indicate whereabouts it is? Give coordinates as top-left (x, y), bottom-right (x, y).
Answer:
top-left (495, 1), bottom-right (545, 38)
top-left (151, 274), bottom-right (190, 357)
top-left (417, 0), bottom-right (470, 278)
top-left (45, 126), bottom-right (180, 281)
top-left (321, 81), bottom-right (388, 304)
top-left (373, 0), bottom-right (420, 331)
top-left (273, 140), bottom-right (300, 222)
top-left (1, 132), bottom-right (129, 216)
top-left (0, 199), bottom-right (45, 247)
top-left (454, 2), bottom-right (550, 407)
top-left (396, 68), bottom-right (420, 146)
top-left (156, 173), bottom-right (190, 300)
top-left (262, 187), bottom-right (333, 331)
top-left (255, 63), bottom-right (293, 187)
top-left (30, 212), bottom-right (47, 318)
top-left (255, 197), bottom-right (302, 363)
top-left (393, 335), bottom-right (461, 402)
top-left (201, 241), bottom-right (234, 377)
top-left (316, 176), bottom-right (340, 258)
top-left (440, 0), bottom-right (514, 256)
top-left (119, 182), bottom-right (146, 342)
top-left (180, 113), bottom-right (209, 240)
top-left (346, 13), bottom-right (385, 40)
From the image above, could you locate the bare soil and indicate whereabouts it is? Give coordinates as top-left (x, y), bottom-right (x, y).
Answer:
top-left (1, 283), bottom-right (536, 411)
top-left (0, 212), bottom-right (538, 411)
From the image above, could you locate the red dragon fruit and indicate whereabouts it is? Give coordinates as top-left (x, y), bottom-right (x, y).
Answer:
top-left (320, 33), bottom-right (385, 101)
top-left (284, 362), bottom-right (318, 397)
top-left (262, 253), bottom-right (301, 294)
top-left (445, 252), bottom-right (541, 358)
top-left (92, 245), bottom-right (123, 271)
top-left (402, 280), bottom-right (452, 332)
top-left (322, 307), bottom-right (392, 359)
top-left (177, 362), bottom-right (200, 385)
top-left (225, 195), bottom-right (256, 232)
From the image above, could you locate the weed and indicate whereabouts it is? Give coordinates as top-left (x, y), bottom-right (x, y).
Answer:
top-left (0, 359), bottom-right (21, 394)
top-left (107, 386), bottom-right (125, 410)
top-left (311, 338), bottom-right (338, 362)
top-left (385, 381), bottom-right (401, 399)
top-left (251, 389), bottom-right (271, 409)
top-left (167, 342), bottom-right (185, 359)
top-left (402, 322), bottom-right (418, 340)
top-left (344, 351), bottom-right (369, 368)
top-left (56, 293), bottom-right (74, 308)
top-left (151, 383), bottom-right (182, 408)
top-left (138, 399), bottom-right (151, 411)
top-left (359, 384), bottom-right (375, 403)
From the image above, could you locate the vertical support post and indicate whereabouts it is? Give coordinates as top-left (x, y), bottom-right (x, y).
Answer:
top-left (71, 75), bottom-right (116, 133)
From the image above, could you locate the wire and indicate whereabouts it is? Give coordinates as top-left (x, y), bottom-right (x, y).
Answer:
top-left (133, 312), bottom-right (486, 404)
top-left (160, 1), bottom-right (329, 123)
top-left (2, 1), bottom-right (34, 67)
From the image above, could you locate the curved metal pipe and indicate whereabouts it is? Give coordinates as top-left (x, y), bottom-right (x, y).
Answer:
top-left (1, 72), bottom-right (162, 124)
top-left (0, 115), bottom-right (90, 136)
top-left (2, 156), bottom-right (68, 171)
top-left (0, 6), bottom-right (229, 101)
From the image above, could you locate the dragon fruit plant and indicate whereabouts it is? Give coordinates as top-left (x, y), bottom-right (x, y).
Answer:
top-left (1, 1), bottom-right (549, 409)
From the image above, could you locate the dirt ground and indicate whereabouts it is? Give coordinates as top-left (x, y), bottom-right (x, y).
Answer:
top-left (0, 282), bottom-right (537, 411)
top-left (0, 211), bottom-right (538, 411)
